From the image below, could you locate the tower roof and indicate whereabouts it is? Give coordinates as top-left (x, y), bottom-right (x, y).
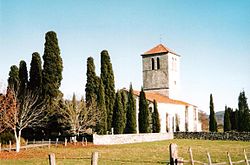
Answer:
top-left (142, 44), bottom-right (180, 56)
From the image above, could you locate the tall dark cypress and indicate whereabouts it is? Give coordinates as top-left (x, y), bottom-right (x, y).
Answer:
top-left (125, 84), bottom-right (137, 134)
top-left (18, 60), bottom-right (28, 95)
top-left (224, 106), bottom-right (231, 132)
top-left (112, 90), bottom-right (125, 134)
top-left (209, 94), bottom-right (217, 132)
top-left (96, 78), bottom-right (107, 135)
top-left (85, 57), bottom-right (99, 104)
top-left (8, 65), bottom-right (19, 91)
top-left (42, 31), bottom-right (63, 101)
top-left (29, 52), bottom-right (42, 92)
top-left (139, 87), bottom-right (150, 133)
top-left (121, 89), bottom-right (128, 131)
top-left (238, 91), bottom-right (250, 132)
top-left (152, 100), bottom-right (161, 133)
top-left (100, 50), bottom-right (115, 131)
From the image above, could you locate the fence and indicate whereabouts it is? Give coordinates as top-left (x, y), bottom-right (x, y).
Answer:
top-left (169, 143), bottom-right (250, 165)
top-left (0, 137), bottom-right (88, 152)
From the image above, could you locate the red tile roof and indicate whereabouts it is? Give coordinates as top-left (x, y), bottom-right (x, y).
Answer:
top-left (133, 90), bottom-right (191, 106)
top-left (142, 44), bottom-right (179, 56)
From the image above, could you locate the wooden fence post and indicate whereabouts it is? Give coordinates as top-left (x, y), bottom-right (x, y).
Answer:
top-left (64, 138), bottom-right (67, 147)
top-left (188, 147), bottom-right (194, 165)
top-left (33, 139), bottom-right (35, 144)
top-left (207, 152), bottom-right (212, 165)
top-left (227, 152), bottom-right (233, 165)
top-left (9, 140), bottom-right (11, 152)
top-left (91, 152), bottom-right (98, 165)
top-left (169, 143), bottom-right (178, 165)
top-left (49, 153), bottom-right (56, 165)
top-left (85, 138), bottom-right (87, 146)
top-left (244, 149), bottom-right (249, 165)
top-left (49, 139), bottom-right (51, 149)
top-left (56, 138), bottom-right (58, 147)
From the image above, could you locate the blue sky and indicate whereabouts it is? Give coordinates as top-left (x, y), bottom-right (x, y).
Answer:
top-left (0, 0), bottom-right (249, 113)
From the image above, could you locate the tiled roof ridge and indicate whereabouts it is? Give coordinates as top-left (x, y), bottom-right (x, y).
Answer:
top-left (142, 44), bottom-right (179, 56)
top-left (132, 90), bottom-right (192, 106)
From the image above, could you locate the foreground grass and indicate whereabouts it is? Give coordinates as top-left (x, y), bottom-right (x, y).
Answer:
top-left (0, 139), bottom-right (250, 165)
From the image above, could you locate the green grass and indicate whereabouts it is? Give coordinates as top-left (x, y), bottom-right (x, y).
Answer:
top-left (0, 139), bottom-right (250, 165)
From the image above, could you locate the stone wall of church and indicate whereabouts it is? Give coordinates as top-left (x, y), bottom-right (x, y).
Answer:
top-left (142, 53), bottom-right (169, 95)
top-left (93, 132), bottom-right (173, 145)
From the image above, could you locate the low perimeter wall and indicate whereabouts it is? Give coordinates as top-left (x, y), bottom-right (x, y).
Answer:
top-left (93, 132), bottom-right (173, 145)
top-left (174, 132), bottom-right (250, 141)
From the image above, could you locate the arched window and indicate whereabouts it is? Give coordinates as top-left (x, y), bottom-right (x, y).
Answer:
top-left (151, 58), bottom-right (155, 70)
top-left (157, 57), bottom-right (160, 69)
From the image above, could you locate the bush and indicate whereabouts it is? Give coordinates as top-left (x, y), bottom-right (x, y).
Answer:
top-left (0, 132), bottom-right (15, 144)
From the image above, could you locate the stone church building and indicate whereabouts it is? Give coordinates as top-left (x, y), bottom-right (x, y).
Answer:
top-left (134, 44), bottom-right (201, 133)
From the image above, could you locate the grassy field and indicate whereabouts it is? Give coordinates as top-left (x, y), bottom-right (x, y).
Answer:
top-left (0, 139), bottom-right (250, 165)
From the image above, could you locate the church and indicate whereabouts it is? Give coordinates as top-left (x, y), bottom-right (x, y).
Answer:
top-left (134, 44), bottom-right (201, 133)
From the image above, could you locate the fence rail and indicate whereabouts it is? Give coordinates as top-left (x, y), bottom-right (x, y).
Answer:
top-left (170, 143), bottom-right (250, 165)
top-left (0, 137), bottom-right (88, 152)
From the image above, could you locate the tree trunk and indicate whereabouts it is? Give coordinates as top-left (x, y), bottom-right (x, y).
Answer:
top-left (14, 129), bottom-right (21, 152)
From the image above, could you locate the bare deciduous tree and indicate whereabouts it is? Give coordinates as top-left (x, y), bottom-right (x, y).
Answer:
top-left (60, 94), bottom-right (102, 137)
top-left (0, 87), bottom-right (47, 152)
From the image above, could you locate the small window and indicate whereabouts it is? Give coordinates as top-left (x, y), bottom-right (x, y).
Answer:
top-left (157, 57), bottom-right (160, 69)
top-left (151, 58), bottom-right (155, 70)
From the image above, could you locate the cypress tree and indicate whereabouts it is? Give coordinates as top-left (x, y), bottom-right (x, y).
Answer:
top-left (29, 52), bottom-right (42, 92)
top-left (125, 83), bottom-right (137, 134)
top-left (85, 57), bottom-right (99, 104)
top-left (42, 31), bottom-right (63, 136)
top-left (8, 65), bottom-right (19, 91)
top-left (121, 89), bottom-right (128, 131)
top-left (42, 31), bottom-right (63, 101)
top-left (18, 60), bottom-right (28, 95)
top-left (112, 90), bottom-right (125, 134)
top-left (139, 87), bottom-right (150, 133)
top-left (100, 50), bottom-right (115, 131)
top-left (209, 94), bottom-right (217, 132)
top-left (96, 78), bottom-right (107, 135)
top-left (234, 109), bottom-right (239, 131)
top-left (152, 100), bottom-right (161, 133)
top-left (238, 91), bottom-right (250, 132)
top-left (224, 106), bottom-right (231, 132)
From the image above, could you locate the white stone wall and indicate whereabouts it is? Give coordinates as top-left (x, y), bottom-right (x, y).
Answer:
top-left (168, 53), bottom-right (181, 100)
top-left (93, 132), bottom-right (173, 145)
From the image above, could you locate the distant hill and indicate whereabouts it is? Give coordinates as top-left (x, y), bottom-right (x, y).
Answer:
top-left (215, 111), bottom-right (224, 125)
top-left (205, 111), bottom-right (225, 125)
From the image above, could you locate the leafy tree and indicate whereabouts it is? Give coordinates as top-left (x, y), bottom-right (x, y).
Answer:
top-left (139, 87), bottom-right (150, 133)
top-left (238, 91), bottom-right (250, 132)
top-left (85, 57), bottom-right (99, 104)
top-left (224, 106), bottom-right (231, 132)
top-left (112, 90), bottom-right (125, 134)
top-left (209, 94), bottom-right (217, 132)
top-left (42, 31), bottom-right (63, 102)
top-left (18, 60), bottom-right (28, 94)
top-left (8, 65), bottom-right (19, 91)
top-left (100, 50), bottom-right (115, 131)
top-left (29, 52), bottom-right (42, 92)
top-left (125, 84), bottom-right (137, 134)
top-left (96, 79), bottom-right (107, 135)
top-left (152, 100), bottom-right (161, 133)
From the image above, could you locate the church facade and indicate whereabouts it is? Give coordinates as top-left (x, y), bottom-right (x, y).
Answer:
top-left (134, 44), bottom-right (201, 133)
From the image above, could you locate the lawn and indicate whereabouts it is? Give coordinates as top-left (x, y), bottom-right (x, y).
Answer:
top-left (0, 139), bottom-right (250, 165)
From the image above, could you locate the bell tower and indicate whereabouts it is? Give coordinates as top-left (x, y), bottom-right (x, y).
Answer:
top-left (141, 44), bottom-right (180, 100)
